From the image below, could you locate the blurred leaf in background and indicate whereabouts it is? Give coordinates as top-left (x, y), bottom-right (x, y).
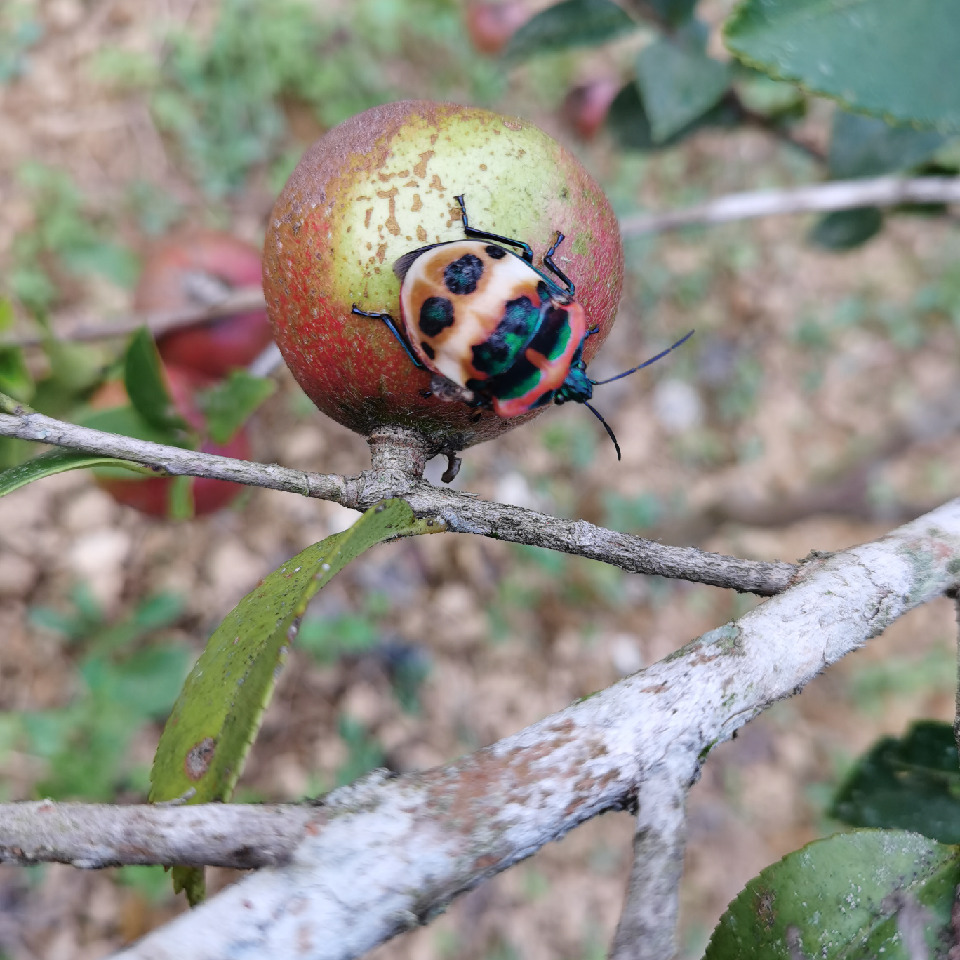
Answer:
top-left (3, 588), bottom-right (188, 802)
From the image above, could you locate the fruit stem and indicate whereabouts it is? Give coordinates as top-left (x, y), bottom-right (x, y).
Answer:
top-left (365, 427), bottom-right (433, 492)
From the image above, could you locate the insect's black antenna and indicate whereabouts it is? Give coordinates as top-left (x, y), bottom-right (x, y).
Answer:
top-left (583, 401), bottom-right (621, 460)
top-left (590, 330), bottom-right (694, 387)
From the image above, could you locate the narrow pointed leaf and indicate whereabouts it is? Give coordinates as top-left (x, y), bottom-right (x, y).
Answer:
top-left (195, 370), bottom-right (275, 445)
top-left (0, 450), bottom-right (152, 498)
top-left (724, 0), bottom-right (960, 132)
top-left (123, 328), bottom-right (186, 433)
top-left (149, 499), bottom-right (437, 808)
top-left (706, 830), bottom-right (960, 959)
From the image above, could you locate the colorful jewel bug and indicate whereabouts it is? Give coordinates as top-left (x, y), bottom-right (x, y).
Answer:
top-left (353, 195), bottom-right (692, 459)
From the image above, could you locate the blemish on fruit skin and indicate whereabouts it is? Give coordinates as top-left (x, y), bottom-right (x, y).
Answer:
top-left (364, 208), bottom-right (372, 228)
top-left (377, 186), bottom-right (401, 235)
top-left (429, 173), bottom-right (445, 192)
top-left (376, 243), bottom-right (387, 263)
top-left (413, 150), bottom-right (434, 178)
top-left (411, 194), bottom-right (422, 212)
top-left (417, 225), bottom-right (427, 241)
top-left (479, 164), bottom-right (487, 171)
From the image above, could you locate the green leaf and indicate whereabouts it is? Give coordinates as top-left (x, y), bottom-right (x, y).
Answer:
top-left (831, 721), bottom-right (960, 844)
top-left (0, 450), bottom-right (150, 498)
top-left (60, 240), bottom-right (140, 290)
top-left (172, 865), bottom-right (205, 906)
top-left (607, 80), bottom-right (739, 151)
top-left (195, 371), bottom-right (275, 445)
top-left (82, 646), bottom-right (190, 718)
top-left (44, 342), bottom-right (105, 397)
top-left (724, 0), bottom-right (960, 132)
top-left (149, 500), bottom-right (436, 807)
top-left (123, 328), bottom-right (186, 433)
top-left (635, 36), bottom-right (731, 142)
top-left (808, 207), bottom-right (883, 250)
top-left (0, 346), bottom-right (33, 402)
top-left (829, 110), bottom-right (948, 179)
top-left (644, 0), bottom-right (699, 28)
top-left (706, 830), bottom-right (960, 959)
top-left (503, 0), bottom-right (638, 61)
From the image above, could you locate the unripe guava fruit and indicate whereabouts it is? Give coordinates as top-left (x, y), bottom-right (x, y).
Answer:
top-left (91, 365), bottom-right (251, 518)
top-left (137, 232), bottom-right (272, 379)
top-left (262, 100), bottom-right (624, 455)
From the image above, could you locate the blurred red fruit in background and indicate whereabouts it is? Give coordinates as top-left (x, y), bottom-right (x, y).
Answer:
top-left (136, 231), bottom-right (272, 379)
top-left (464, 0), bottom-right (528, 55)
top-left (90, 365), bottom-right (251, 518)
top-left (561, 79), bottom-right (621, 141)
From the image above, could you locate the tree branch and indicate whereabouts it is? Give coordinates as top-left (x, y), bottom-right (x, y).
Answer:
top-left (0, 800), bottom-right (313, 869)
top-left (0, 406), bottom-right (796, 594)
top-left (0, 499), bottom-right (949, 959)
top-left (620, 176), bottom-right (960, 236)
top-left (610, 769), bottom-right (690, 960)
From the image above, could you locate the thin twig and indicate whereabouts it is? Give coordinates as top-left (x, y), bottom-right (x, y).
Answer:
top-left (2, 288), bottom-right (267, 349)
top-left (0, 406), bottom-right (796, 594)
top-left (620, 176), bottom-right (960, 236)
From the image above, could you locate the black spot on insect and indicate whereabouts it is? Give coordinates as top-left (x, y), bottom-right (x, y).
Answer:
top-left (420, 341), bottom-right (436, 360)
top-left (485, 245), bottom-right (507, 260)
top-left (536, 280), bottom-right (550, 302)
top-left (471, 296), bottom-right (538, 375)
top-left (419, 297), bottom-right (455, 336)
top-left (444, 254), bottom-right (484, 295)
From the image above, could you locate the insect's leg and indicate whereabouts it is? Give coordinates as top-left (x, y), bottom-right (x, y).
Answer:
top-left (543, 232), bottom-right (575, 297)
top-left (351, 305), bottom-right (426, 369)
top-left (455, 194), bottom-right (534, 263)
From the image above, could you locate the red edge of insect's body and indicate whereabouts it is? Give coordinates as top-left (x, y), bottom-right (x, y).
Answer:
top-left (492, 300), bottom-right (587, 417)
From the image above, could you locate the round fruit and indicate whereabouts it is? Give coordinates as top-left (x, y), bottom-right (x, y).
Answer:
top-left (90, 365), bottom-right (251, 518)
top-left (137, 231), bottom-right (272, 379)
top-left (562, 79), bottom-right (621, 141)
top-left (263, 100), bottom-right (624, 455)
top-left (464, 0), bottom-right (528, 56)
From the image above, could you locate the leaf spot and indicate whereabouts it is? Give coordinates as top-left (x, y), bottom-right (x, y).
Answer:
top-left (184, 737), bottom-right (217, 780)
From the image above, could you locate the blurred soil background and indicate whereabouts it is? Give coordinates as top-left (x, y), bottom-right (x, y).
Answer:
top-left (1, 1), bottom-right (959, 958)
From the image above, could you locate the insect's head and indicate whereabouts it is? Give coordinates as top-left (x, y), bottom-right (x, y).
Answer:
top-left (562, 329), bottom-right (694, 461)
